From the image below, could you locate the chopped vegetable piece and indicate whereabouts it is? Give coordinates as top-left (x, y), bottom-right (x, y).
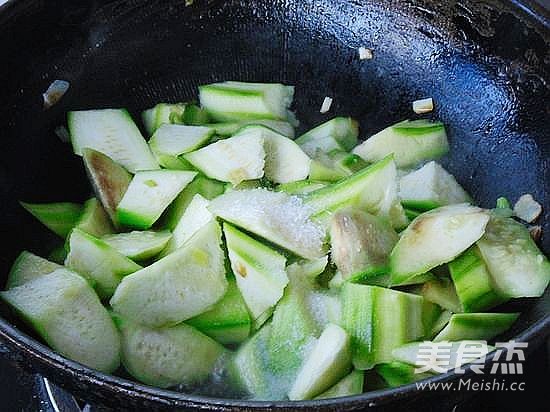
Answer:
top-left (1, 268), bottom-right (121, 373)
top-left (448, 246), bottom-right (507, 312)
top-left (160, 194), bottom-right (213, 258)
top-left (183, 131), bottom-right (265, 185)
top-left (186, 278), bottom-right (251, 345)
top-left (68, 108), bottom-right (159, 172)
top-left (102, 230), bottom-right (172, 261)
top-left (116, 315), bottom-right (225, 388)
top-left (149, 124), bottom-right (214, 170)
top-left (117, 170), bottom-right (197, 230)
top-left (207, 119), bottom-right (295, 138)
top-left (65, 228), bottom-right (142, 299)
top-left (309, 150), bottom-right (368, 183)
top-left (288, 324), bottom-right (352, 400)
top-left (399, 161), bottom-right (471, 211)
top-left (6, 251), bottom-right (61, 289)
top-left (75, 197), bottom-right (113, 237)
top-left (141, 103), bottom-right (187, 135)
top-left (353, 119), bottom-right (448, 168)
top-left (476, 216), bottom-right (550, 298)
top-left (82, 148), bottom-right (132, 228)
top-left (433, 313), bottom-right (519, 342)
top-left (296, 117), bottom-right (359, 156)
top-left (229, 325), bottom-right (277, 399)
top-left (245, 125), bottom-right (311, 184)
top-left (161, 175), bottom-right (225, 230)
top-left (20, 201), bottom-right (82, 238)
top-left (496, 197), bottom-right (511, 209)
top-left (276, 180), bottom-right (327, 195)
top-left (305, 155), bottom-right (408, 229)
top-left (199, 81), bottom-right (296, 123)
top-left (110, 220), bottom-right (227, 327)
top-left (420, 276), bottom-right (463, 313)
top-left (390, 204), bottom-right (490, 285)
top-left (376, 361), bottom-right (434, 387)
top-left (341, 283), bottom-right (423, 369)
top-left (314, 370), bottom-right (364, 399)
top-left (210, 189), bottom-right (325, 259)
top-left (268, 278), bottom-right (319, 383)
top-left (224, 223), bottom-right (288, 326)
top-left (330, 209), bottom-right (398, 282)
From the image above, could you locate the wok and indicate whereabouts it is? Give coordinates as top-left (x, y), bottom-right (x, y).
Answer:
top-left (0, 0), bottom-right (548, 410)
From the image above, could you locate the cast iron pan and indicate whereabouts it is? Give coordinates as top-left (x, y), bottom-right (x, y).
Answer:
top-left (0, 0), bottom-right (548, 410)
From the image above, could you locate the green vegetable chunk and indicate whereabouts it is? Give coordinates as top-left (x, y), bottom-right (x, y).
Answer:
top-left (341, 283), bottom-right (423, 369)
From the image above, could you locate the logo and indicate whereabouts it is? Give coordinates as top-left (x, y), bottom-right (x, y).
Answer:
top-left (414, 340), bottom-right (527, 375)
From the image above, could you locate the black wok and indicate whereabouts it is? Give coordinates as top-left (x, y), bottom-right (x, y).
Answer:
top-left (0, 0), bottom-right (548, 410)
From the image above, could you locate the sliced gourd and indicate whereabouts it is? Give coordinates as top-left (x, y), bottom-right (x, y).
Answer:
top-left (296, 117), bottom-right (359, 157)
top-left (160, 194), bottom-right (213, 258)
top-left (149, 124), bottom-right (214, 169)
top-left (288, 324), bottom-right (352, 400)
top-left (82, 148), bottom-right (132, 227)
top-left (183, 131), bottom-right (265, 185)
top-left (239, 125), bottom-right (310, 184)
top-left (420, 276), bottom-right (463, 313)
top-left (207, 119), bottom-right (295, 138)
top-left (341, 283), bottom-right (424, 369)
top-left (309, 150), bottom-right (369, 183)
top-left (433, 313), bottom-right (519, 342)
top-left (101, 230), bottom-right (172, 261)
top-left (476, 215), bottom-right (550, 298)
top-left (268, 278), bottom-right (319, 386)
top-left (20, 201), bottom-right (82, 238)
top-left (229, 325), bottom-right (276, 400)
top-left (390, 204), bottom-right (490, 285)
top-left (276, 180), bottom-right (327, 196)
top-left (161, 175), bottom-right (225, 230)
top-left (376, 362), bottom-right (434, 387)
top-left (0, 268), bottom-right (121, 373)
top-left (6, 251), bottom-right (61, 289)
top-left (116, 315), bottom-right (225, 388)
top-left (199, 81), bottom-right (296, 123)
top-left (116, 170), bottom-right (197, 230)
top-left (65, 228), bottom-right (142, 299)
top-left (110, 220), bottom-right (227, 327)
top-left (448, 246), bottom-right (507, 312)
top-left (141, 102), bottom-right (187, 136)
top-left (224, 223), bottom-right (288, 326)
top-left (314, 370), bottom-right (364, 399)
top-left (399, 161), bottom-right (471, 211)
top-left (186, 277), bottom-right (252, 345)
top-left (330, 209), bottom-right (399, 283)
top-left (75, 197), bottom-right (113, 237)
top-left (304, 155), bottom-right (408, 229)
top-left (210, 189), bottom-right (325, 259)
top-left (68, 108), bottom-right (159, 172)
top-left (353, 119), bottom-right (448, 168)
